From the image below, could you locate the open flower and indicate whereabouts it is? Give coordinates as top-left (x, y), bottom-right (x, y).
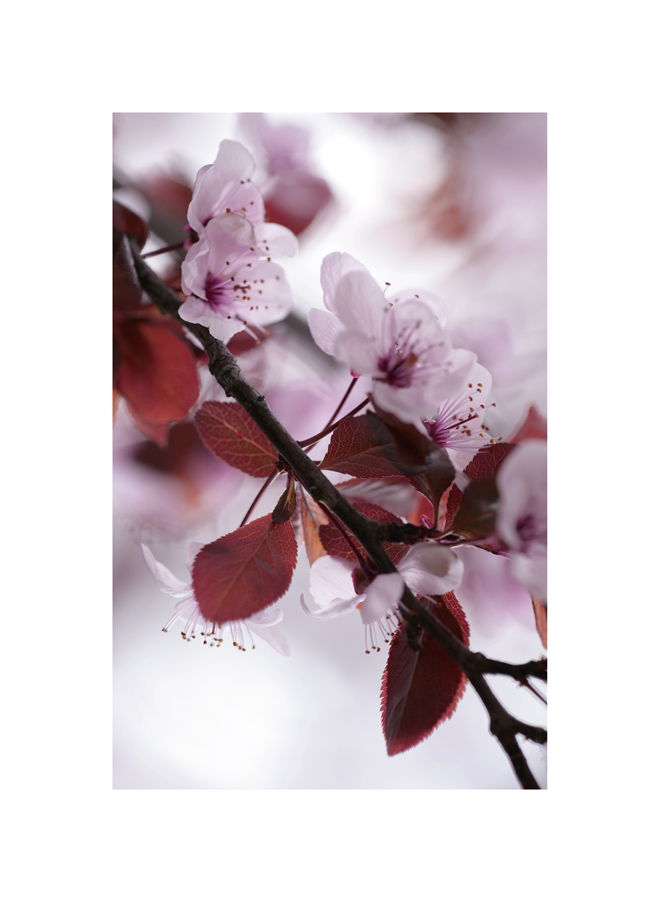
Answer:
top-left (141, 543), bottom-right (290, 655)
top-left (309, 253), bottom-right (477, 424)
top-left (180, 213), bottom-right (294, 342)
top-left (187, 139), bottom-right (298, 257)
top-left (495, 439), bottom-right (547, 601)
top-left (423, 362), bottom-right (499, 469)
top-left (301, 542), bottom-right (464, 652)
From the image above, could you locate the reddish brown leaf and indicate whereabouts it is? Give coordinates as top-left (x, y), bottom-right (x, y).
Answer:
top-left (320, 413), bottom-right (408, 480)
top-left (509, 405), bottom-right (547, 444)
top-left (123, 401), bottom-right (170, 446)
top-left (264, 171), bottom-right (333, 236)
top-left (192, 514), bottom-right (298, 623)
top-left (463, 442), bottom-right (516, 481)
top-left (114, 317), bottom-right (200, 430)
top-left (272, 479), bottom-right (297, 524)
top-left (381, 592), bottom-right (469, 756)
top-left (369, 405), bottom-right (455, 510)
top-left (134, 171), bottom-right (193, 233)
top-left (443, 483), bottom-right (463, 532)
top-left (442, 443), bottom-right (516, 538)
top-left (318, 496), bottom-right (408, 566)
top-left (195, 401), bottom-right (279, 478)
top-left (113, 231), bottom-right (143, 311)
top-left (113, 199), bottom-right (148, 251)
top-left (444, 477), bottom-right (499, 541)
top-left (321, 411), bottom-right (455, 516)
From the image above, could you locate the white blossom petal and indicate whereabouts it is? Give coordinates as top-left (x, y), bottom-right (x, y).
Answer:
top-left (308, 308), bottom-right (343, 356)
top-left (308, 556), bottom-right (356, 606)
top-left (359, 573), bottom-right (405, 624)
top-left (301, 593), bottom-right (361, 619)
top-left (398, 543), bottom-right (464, 596)
top-left (249, 622), bottom-right (291, 656)
top-left (320, 252), bottom-right (370, 313)
top-left (141, 544), bottom-right (192, 598)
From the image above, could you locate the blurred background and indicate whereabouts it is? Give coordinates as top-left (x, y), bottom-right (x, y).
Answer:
top-left (113, 112), bottom-right (547, 789)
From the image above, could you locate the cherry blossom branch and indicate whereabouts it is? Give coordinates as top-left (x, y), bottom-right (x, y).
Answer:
top-left (131, 247), bottom-right (547, 789)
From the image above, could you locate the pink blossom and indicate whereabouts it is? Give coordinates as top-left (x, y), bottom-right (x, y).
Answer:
top-left (180, 213), bottom-right (294, 343)
top-left (309, 253), bottom-right (477, 424)
top-left (495, 439), bottom-right (547, 601)
top-left (301, 543), bottom-right (463, 652)
top-left (187, 139), bottom-right (298, 257)
top-left (141, 543), bottom-right (290, 655)
top-left (423, 362), bottom-right (499, 470)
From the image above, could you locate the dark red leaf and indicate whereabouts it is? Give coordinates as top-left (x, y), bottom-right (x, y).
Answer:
top-left (114, 317), bottom-right (200, 430)
top-left (443, 483), bottom-right (463, 532)
top-left (463, 442), bottom-right (516, 481)
top-left (443, 443), bottom-right (515, 537)
top-left (134, 171), bottom-right (193, 233)
top-left (113, 200), bottom-right (148, 251)
top-left (369, 405), bottom-right (455, 509)
top-left (227, 330), bottom-right (268, 357)
top-left (192, 514), bottom-right (297, 623)
top-left (320, 413), bottom-right (408, 480)
top-left (321, 411), bottom-right (455, 512)
top-left (381, 592), bottom-right (469, 756)
top-left (123, 401), bottom-right (170, 446)
top-left (113, 231), bottom-right (143, 311)
top-left (444, 477), bottom-right (499, 541)
top-left (195, 401), bottom-right (279, 478)
top-left (318, 495), bottom-right (408, 566)
top-left (264, 171), bottom-right (334, 236)
top-left (509, 405), bottom-right (547, 443)
top-left (272, 478), bottom-right (297, 524)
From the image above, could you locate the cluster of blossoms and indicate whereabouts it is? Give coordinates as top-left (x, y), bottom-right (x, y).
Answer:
top-left (179, 140), bottom-right (298, 343)
top-left (309, 251), bottom-right (499, 459)
top-left (135, 138), bottom-right (545, 726)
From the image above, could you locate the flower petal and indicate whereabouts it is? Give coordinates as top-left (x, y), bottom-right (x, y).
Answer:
top-left (359, 572), bottom-right (404, 624)
top-left (332, 270), bottom-right (389, 338)
top-left (398, 543), bottom-right (464, 596)
top-left (258, 222), bottom-right (298, 257)
top-left (141, 544), bottom-right (192, 598)
top-left (391, 288), bottom-right (448, 326)
top-left (249, 623), bottom-right (291, 656)
top-left (308, 555), bottom-right (356, 606)
top-left (300, 592), bottom-right (361, 620)
top-left (320, 252), bottom-right (370, 313)
top-left (308, 308), bottom-right (343, 356)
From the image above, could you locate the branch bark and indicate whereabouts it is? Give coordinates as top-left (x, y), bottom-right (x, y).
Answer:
top-left (131, 246), bottom-right (547, 789)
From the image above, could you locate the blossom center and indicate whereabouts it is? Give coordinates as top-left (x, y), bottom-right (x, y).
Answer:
top-left (204, 272), bottom-right (249, 312)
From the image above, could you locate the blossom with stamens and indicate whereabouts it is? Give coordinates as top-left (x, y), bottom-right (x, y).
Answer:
top-left (301, 543), bottom-right (464, 653)
top-left (423, 362), bottom-right (499, 469)
top-left (141, 543), bottom-right (290, 655)
top-left (187, 139), bottom-right (298, 258)
top-left (308, 253), bottom-right (477, 424)
top-left (180, 213), bottom-right (294, 343)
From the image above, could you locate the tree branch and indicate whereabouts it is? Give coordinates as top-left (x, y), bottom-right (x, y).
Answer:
top-left (131, 246), bottom-right (547, 789)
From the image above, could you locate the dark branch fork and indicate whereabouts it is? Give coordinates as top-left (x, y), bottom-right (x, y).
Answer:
top-left (131, 247), bottom-right (547, 789)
